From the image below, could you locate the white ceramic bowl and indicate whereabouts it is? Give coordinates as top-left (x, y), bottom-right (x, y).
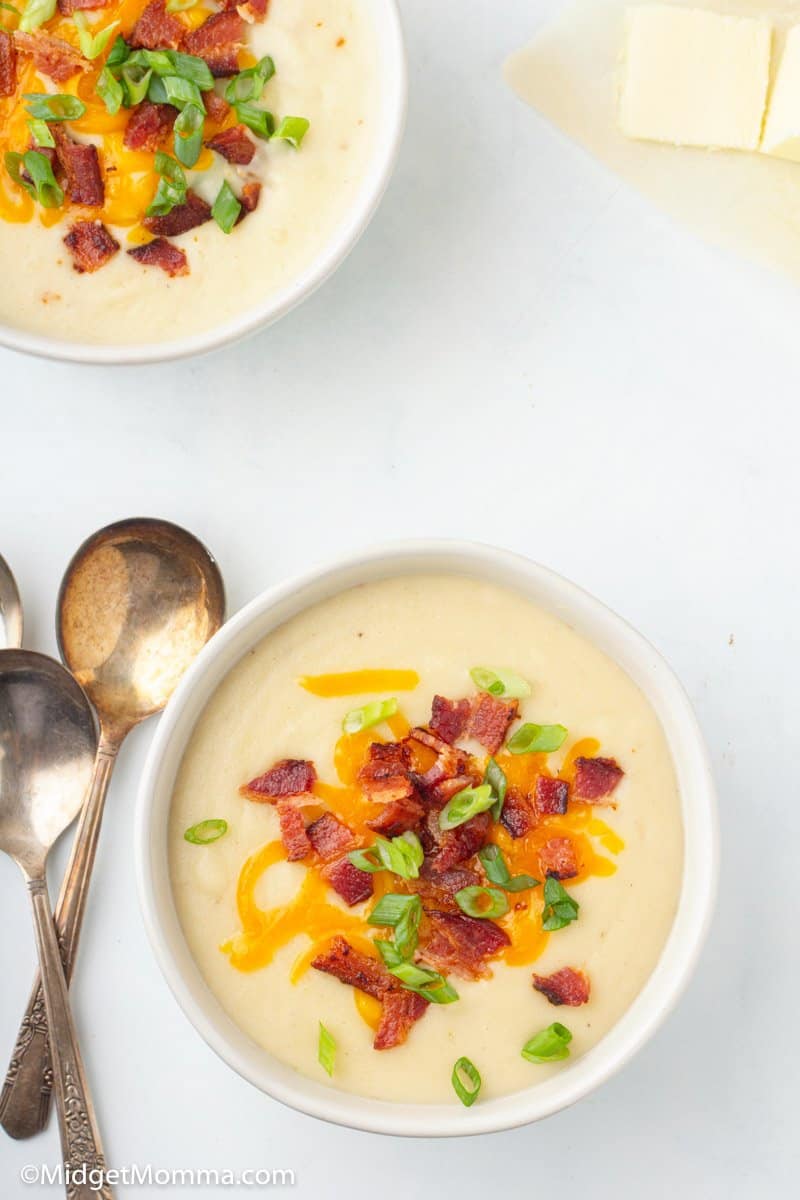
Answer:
top-left (135, 541), bottom-right (718, 1136)
top-left (0, 2), bottom-right (406, 366)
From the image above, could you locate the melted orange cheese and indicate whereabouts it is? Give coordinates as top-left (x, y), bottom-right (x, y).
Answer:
top-left (298, 669), bottom-right (420, 697)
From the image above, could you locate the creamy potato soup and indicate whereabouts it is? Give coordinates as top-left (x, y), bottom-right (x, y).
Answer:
top-left (0, 0), bottom-right (377, 343)
top-left (169, 575), bottom-right (683, 1106)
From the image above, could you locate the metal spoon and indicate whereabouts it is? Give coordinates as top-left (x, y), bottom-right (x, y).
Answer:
top-left (0, 518), bottom-right (225, 1139)
top-left (0, 553), bottom-right (23, 650)
top-left (0, 650), bottom-right (111, 1199)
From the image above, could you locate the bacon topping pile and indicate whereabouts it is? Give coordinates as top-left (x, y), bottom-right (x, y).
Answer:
top-left (127, 237), bottom-right (187, 276)
top-left (312, 936), bottom-right (428, 1050)
top-left (0, 31), bottom-right (16, 99)
top-left (532, 966), bottom-right (590, 1007)
top-left (240, 758), bottom-right (317, 801)
top-left (573, 756), bottom-right (625, 803)
top-left (123, 101), bottom-right (177, 152)
top-left (63, 220), bottom-right (119, 273)
top-left (184, 10), bottom-right (243, 77)
top-left (14, 32), bottom-right (88, 82)
top-left (421, 911), bottom-right (510, 981)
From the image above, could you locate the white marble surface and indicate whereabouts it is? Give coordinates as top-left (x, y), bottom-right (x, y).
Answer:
top-left (0, 0), bottom-right (797, 1194)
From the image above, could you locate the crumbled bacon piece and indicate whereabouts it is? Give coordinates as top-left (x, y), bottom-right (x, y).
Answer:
top-left (534, 775), bottom-right (569, 817)
top-left (204, 91), bottom-right (231, 124)
top-left (14, 32), bottom-right (87, 82)
top-left (235, 180), bottom-right (261, 222)
top-left (429, 695), bottom-right (470, 745)
top-left (466, 693), bottom-right (519, 754)
top-left (374, 988), bottom-right (429, 1051)
top-left (409, 727), bottom-right (470, 791)
top-left (359, 741), bottom-right (417, 805)
top-left (427, 810), bottom-right (489, 872)
top-left (275, 800), bottom-right (310, 861)
top-left (500, 788), bottom-right (535, 838)
top-left (184, 10), bottom-right (243, 75)
top-left (366, 794), bottom-right (425, 838)
top-left (206, 124), bottom-right (255, 164)
top-left (321, 856), bottom-right (373, 906)
top-left (425, 774), bottom-right (473, 808)
top-left (421, 911), bottom-right (510, 980)
top-left (129, 0), bottom-right (184, 49)
top-left (127, 237), bottom-right (188, 276)
top-left (63, 220), bottom-right (119, 273)
top-left (0, 30), bottom-right (17, 98)
top-left (142, 190), bottom-right (211, 237)
top-left (240, 758), bottom-right (317, 802)
top-left (533, 967), bottom-right (590, 1006)
top-left (412, 866), bottom-right (480, 912)
top-left (539, 836), bottom-right (578, 881)
top-left (123, 101), bottom-right (176, 152)
top-left (58, 0), bottom-right (113, 12)
top-left (52, 127), bottom-right (103, 206)
top-left (573, 756), bottom-right (624, 803)
top-left (306, 812), bottom-right (354, 860)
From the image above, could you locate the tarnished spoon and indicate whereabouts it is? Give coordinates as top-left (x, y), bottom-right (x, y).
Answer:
top-left (0, 518), bottom-right (225, 1139)
top-left (0, 650), bottom-right (111, 1199)
top-left (0, 553), bottom-right (23, 650)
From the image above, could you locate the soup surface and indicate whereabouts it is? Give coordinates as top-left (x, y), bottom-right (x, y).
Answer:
top-left (169, 574), bottom-right (683, 1105)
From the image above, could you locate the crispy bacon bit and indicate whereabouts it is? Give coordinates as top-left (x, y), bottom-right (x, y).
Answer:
top-left (533, 967), bottom-right (590, 1007)
top-left (421, 911), bottom-right (510, 980)
top-left (573, 756), bottom-right (624, 803)
top-left (14, 32), bottom-right (88, 82)
top-left (63, 220), bottom-right (119, 273)
top-left (184, 10), bottom-right (243, 74)
top-left (306, 812), bottom-right (354, 860)
top-left (240, 758), bottom-right (317, 802)
top-left (359, 741), bottom-right (416, 805)
top-left (276, 799), bottom-right (311, 861)
top-left (0, 30), bottom-right (17, 98)
top-left (129, 0), bottom-right (184, 49)
top-left (206, 124), bottom-right (255, 164)
top-left (500, 788), bottom-right (535, 838)
top-left (427, 810), bottom-right (489, 872)
top-left (127, 237), bottom-right (188, 276)
top-left (321, 856), bottom-right (373, 906)
top-left (51, 126), bottom-right (103, 206)
top-left (367, 794), bottom-right (425, 838)
top-left (235, 0), bottom-right (269, 24)
top-left (412, 866), bottom-right (480, 912)
top-left (466, 693), bottom-right (519, 754)
top-left (58, 0), bottom-right (114, 12)
top-left (429, 695), bottom-right (470, 745)
top-left (204, 91), bottom-right (231, 124)
top-left (534, 775), bottom-right (569, 817)
top-left (235, 180), bottom-right (261, 223)
top-left (410, 727), bottom-right (470, 790)
top-left (539, 836), bottom-right (578, 881)
top-left (374, 988), bottom-right (429, 1051)
top-left (142, 190), bottom-right (211, 237)
top-left (123, 101), bottom-right (176, 152)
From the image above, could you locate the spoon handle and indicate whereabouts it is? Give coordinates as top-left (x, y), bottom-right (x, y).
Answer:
top-left (26, 877), bottom-right (114, 1200)
top-left (0, 743), bottom-right (117, 1139)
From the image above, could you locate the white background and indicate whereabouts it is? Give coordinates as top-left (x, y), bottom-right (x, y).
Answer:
top-left (0, 0), bottom-right (797, 1195)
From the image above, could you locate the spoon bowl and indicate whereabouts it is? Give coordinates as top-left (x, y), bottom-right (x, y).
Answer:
top-left (0, 554), bottom-right (23, 651)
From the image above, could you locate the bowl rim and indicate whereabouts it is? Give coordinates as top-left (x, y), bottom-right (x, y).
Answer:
top-left (0, 0), bottom-right (407, 366)
top-left (134, 539), bottom-right (719, 1137)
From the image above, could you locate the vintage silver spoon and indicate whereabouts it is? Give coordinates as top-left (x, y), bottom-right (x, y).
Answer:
top-left (0, 553), bottom-right (23, 650)
top-left (0, 650), bottom-right (111, 1199)
top-left (0, 518), bottom-right (225, 1139)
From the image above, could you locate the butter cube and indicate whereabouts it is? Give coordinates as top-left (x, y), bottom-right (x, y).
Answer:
top-left (619, 4), bottom-right (772, 151)
top-left (761, 27), bottom-right (800, 162)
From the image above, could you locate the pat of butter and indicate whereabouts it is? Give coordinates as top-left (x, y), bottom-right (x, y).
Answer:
top-left (619, 4), bottom-right (772, 151)
top-left (761, 27), bottom-right (800, 162)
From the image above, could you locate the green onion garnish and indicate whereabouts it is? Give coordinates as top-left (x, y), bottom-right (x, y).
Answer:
top-left (348, 831), bottom-right (424, 881)
top-left (234, 102), bottom-right (275, 140)
top-left (317, 1021), bottom-right (336, 1077)
top-left (224, 55), bottom-right (275, 105)
top-left (147, 73), bottom-right (168, 104)
top-left (438, 783), bottom-right (494, 832)
top-left (0, 2), bottom-right (21, 12)
top-left (18, 0), bottom-right (55, 32)
top-left (4, 150), bottom-right (63, 207)
top-left (96, 66), bottom-right (124, 115)
top-left (23, 93), bottom-right (86, 122)
top-left (478, 844), bottom-right (538, 893)
top-left (105, 33), bottom-right (130, 68)
top-left (506, 723), bottom-right (568, 755)
top-left (73, 13), bottom-right (119, 60)
top-left (145, 150), bottom-right (187, 218)
top-left (183, 818), bottom-right (228, 845)
top-left (368, 893), bottom-right (421, 959)
top-left (161, 74), bottom-right (205, 112)
top-left (375, 949), bottom-right (459, 1004)
top-left (454, 885), bottom-right (509, 920)
top-left (27, 118), bottom-right (54, 148)
top-left (451, 1057), bottom-right (481, 1106)
top-left (271, 115), bottom-right (309, 148)
top-left (166, 0), bottom-right (197, 10)
top-left (483, 756), bottom-right (507, 822)
top-left (342, 697), bottom-right (398, 734)
top-left (470, 667), bottom-right (531, 699)
top-left (211, 180), bottom-right (241, 234)
top-left (521, 1022), bottom-right (573, 1064)
top-left (128, 47), bottom-right (173, 75)
top-left (121, 64), bottom-right (152, 107)
top-left (541, 876), bottom-right (579, 931)
top-left (174, 102), bottom-right (204, 169)
top-left (165, 49), bottom-right (214, 89)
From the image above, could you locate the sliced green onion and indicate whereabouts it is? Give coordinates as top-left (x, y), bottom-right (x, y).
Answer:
top-left (127, 47), bottom-right (174, 76)
top-left (105, 33), bottom-right (130, 69)
top-left (349, 831), bottom-right (424, 881)
top-left (23, 93), bottom-right (86, 122)
top-left (27, 118), bottom-right (54, 148)
top-left (166, 0), bottom-right (197, 10)
top-left (165, 49), bottom-right (215, 89)
top-left (385, 959), bottom-right (459, 1004)
top-left (18, 0), bottom-right (55, 32)
top-left (147, 73), bottom-right (168, 104)
top-left (454, 885), bottom-right (509, 919)
top-left (452, 1057), bottom-right (481, 1106)
top-left (484, 756), bottom-right (507, 822)
top-left (4, 150), bottom-right (63, 207)
top-left (174, 101), bottom-right (204, 169)
top-left (183, 818), bottom-right (228, 845)
top-left (342, 697), bottom-right (398, 734)
top-left (368, 893), bottom-right (421, 959)
top-left (470, 666), bottom-right (531, 699)
top-left (224, 55), bottom-right (275, 104)
top-left (211, 179), bottom-right (241, 234)
top-left (121, 63), bottom-right (152, 107)
top-left (541, 876), bottom-right (579, 932)
top-left (161, 74), bottom-right (204, 111)
top-left (317, 1021), bottom-right (336, 1077)
top-left (73, 13), bottom-right (119, 60)
top-left (146, 150), bottom-right (187, 218)
top-left (438, 783), bottom-right (494, 832)
top-left (507, 723), bottom-right (568, 755)
top-left (478, 844), bottom-right (538, 893)
top-left (521, 1022), bottom-right (573, 1064)
top-left (96, 66), bottom-right (124, 115)
top-left (234, 101), bottom-right (274, 140)
top-left (271, 115), bottom-right (309, 148)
